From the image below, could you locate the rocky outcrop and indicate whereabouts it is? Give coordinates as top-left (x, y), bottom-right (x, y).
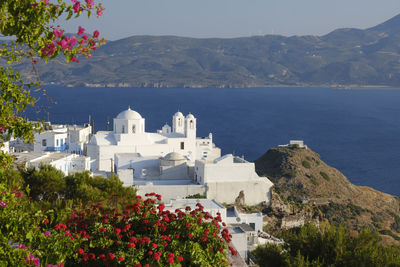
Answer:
top-left (256, 146), bottom-right (400, 245)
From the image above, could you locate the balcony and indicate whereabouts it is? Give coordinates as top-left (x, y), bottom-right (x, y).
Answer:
top-left (45, 144), bottom-right (68, 152)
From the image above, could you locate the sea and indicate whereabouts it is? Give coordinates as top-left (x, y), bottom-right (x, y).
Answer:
top-left (26, 86), bottom-right (400, 197)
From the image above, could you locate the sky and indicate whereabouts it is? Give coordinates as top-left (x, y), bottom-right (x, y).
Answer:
top-left (63, 0), bottom-right (400, 41)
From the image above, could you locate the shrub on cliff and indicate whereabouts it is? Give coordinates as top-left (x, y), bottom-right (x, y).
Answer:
top-left (253, 223), bottom-right (400, 267)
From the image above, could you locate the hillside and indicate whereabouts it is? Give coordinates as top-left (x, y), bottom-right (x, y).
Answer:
top-left (17, 14), bottom-right (400, 88)
top-left (254, 146), bottom-right (400, 245)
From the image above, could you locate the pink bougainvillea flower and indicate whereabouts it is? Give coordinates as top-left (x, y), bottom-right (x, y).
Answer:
top-left (73, 1), bottom-right (81, 13)
top-left (78, 26), bottom-right (85, 36)
top-left (96, 7), bottom-right (104, 17)
top-left (93, 30), bottom-right (99, 38)
top-left (71, 56), bottom-right (79, 63)
top-left (57, 39), bottom-right (68, 50)
top-left (44, 231), bottom-right (51, 237)
top-left (53, 28), bottom-right (63, 38)
top-left (0, 201), bottom-right (6, 208)
top-left (85, 0), bottom-right (94, 8)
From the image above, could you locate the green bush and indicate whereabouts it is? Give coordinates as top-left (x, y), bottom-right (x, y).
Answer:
top-left (302, 161), bottom-right (311, 169)
top-left (253, 223), bottom-right (400, 267)
top-left (320, 171), bottom-right (330, 181)
top-left (310, 175), bottom-right (319, 186)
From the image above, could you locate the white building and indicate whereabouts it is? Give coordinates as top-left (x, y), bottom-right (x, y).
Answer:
top-left (34, 124), bottom-right (68, 153)
top-left (67, 124), bottom-right (92, 155)
top-left (13, 152), bottom-right (90, 176)
top-left (195, 154), bottom-right (274, 206)
top-left (88, 108), bottom-right (273, 206)
top-left (87, 108), bottom-right (221, 172)
top-left (33, 122), bottom-right (92, 155)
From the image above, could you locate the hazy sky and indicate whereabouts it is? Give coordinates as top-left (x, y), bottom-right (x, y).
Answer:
top-left (63, 0), bottom-right (400, 40)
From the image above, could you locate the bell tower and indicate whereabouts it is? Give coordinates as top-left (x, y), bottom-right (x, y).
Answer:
top-left (172, 111), bottom-right (185, 134)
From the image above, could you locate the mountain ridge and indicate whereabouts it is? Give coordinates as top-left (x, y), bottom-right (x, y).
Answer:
top-left (17, 14), bottom-right (400, 88)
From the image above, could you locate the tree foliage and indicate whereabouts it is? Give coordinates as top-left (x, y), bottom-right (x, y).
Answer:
top-left (253, 223), bottom-right (400, 267)
top-left (0, 0), bottom-right (104, 172)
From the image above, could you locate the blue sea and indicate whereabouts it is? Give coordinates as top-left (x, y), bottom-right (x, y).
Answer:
top-left (27, 86), bottom-right (400, 197)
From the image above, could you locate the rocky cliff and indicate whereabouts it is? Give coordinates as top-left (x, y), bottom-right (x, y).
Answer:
top-left (254, 146), bottom-right (400, 245)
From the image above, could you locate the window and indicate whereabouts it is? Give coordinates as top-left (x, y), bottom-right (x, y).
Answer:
top-left (178, 118), bottom-right (182, 127)
top-left (180, 142), bottom-right (184, 150)
top-left (42, 139), bottom-right (47, 146)
top-left (122, 125), bottom-right (125, 133)
top-left (132, 125), bottom-right (136, 133)
top-left (56, 139), bottom-right (59, 146)
top-left (190, 120), bottom-right (194, 129)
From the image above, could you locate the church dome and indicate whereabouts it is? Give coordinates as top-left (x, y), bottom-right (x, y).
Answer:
top-left (116, 107), bottom-right (142, 120)
top-left (174, 111), bottom-right (184, 117)
top-left (163, 152), bottom-right (186, 161)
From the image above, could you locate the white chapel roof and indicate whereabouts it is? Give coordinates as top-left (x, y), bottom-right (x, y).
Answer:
top-left (116, 107), bottom-right (142, 120)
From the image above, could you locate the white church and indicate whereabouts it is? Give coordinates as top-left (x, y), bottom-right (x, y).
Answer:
top-left (87, 107), bottom-right (273, 205)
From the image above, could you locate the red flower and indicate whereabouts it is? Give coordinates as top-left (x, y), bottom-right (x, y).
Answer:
top-left (153, 252), bottom-right (161, 261)
top-left (43, 219), bottom-right (49, 224)
top-left (127, 242), bottom-right (135, 248)
top-left (118, 256), bottom-right (124, 262)
top-left (107, 253), bottom-right (115, 260)
top-left (188, 233), bottom-right (193, 238)
top-left (178, 256), bottom-right (183, 262)
top-left (114, 228), bottom-right (121, 235)
top-left (77, 248), bottom-right (84, 255)
top-left (152, 243), bottom-right (157, 249)
top-left (158, 204), bottom-right (165, 212)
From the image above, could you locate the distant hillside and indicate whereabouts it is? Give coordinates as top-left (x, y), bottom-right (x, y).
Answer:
top-left (17, 14), bottom-right (400, 88)
top-left (255, 146), bottom-right (400, 245)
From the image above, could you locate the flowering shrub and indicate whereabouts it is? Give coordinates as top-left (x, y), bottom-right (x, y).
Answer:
top-left (45, 193), bottom-right (235, 266)
top-left (0, 183), bottom-right (236, 266)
